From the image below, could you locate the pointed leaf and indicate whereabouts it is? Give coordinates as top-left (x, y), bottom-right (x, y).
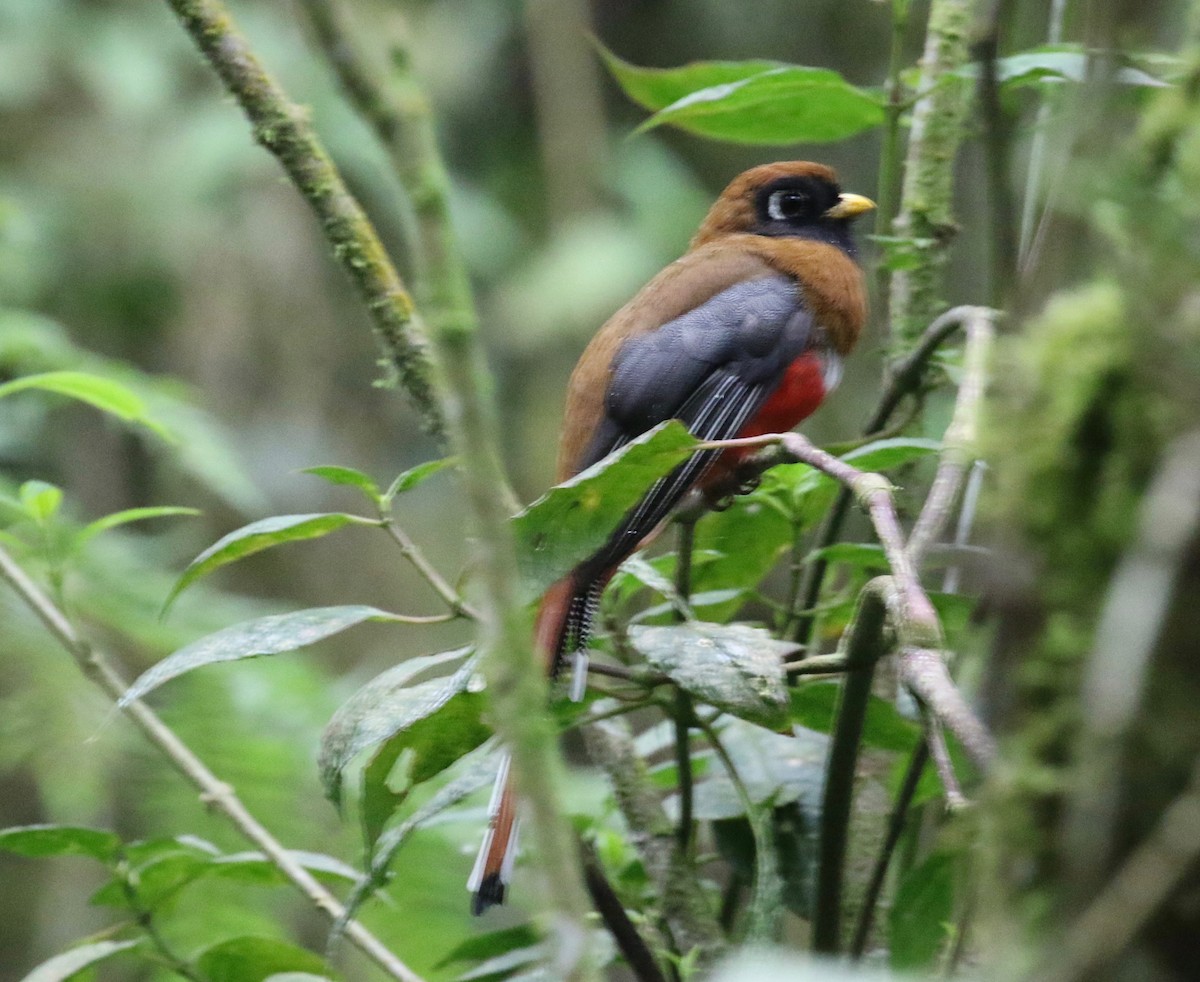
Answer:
top-left (19, 940), bottom-right (139, 982)
top-left (0, 370), bottom-right (172, 440)
top-left (598, 46), bottom-right (782, 111)
top-left (670, 719), bottom-right (828, 821)
top-left (121, 605), bottom-right (400, 705)
top-left (319, 648), bottom-right (474, 803)
top-left (0, 824), bottom-right (120, 862)
top-left (195, 937), bottom-right (328, 982)
top-left (383, 456), bottom-right (458, 502)
top-left (77, 506), bottom-right (200, 545)
top-left (890, 851), bottom-right (957, 970)
top-left (360, 664), bottom-right (490, 847)
top-left (629, 622), bottom-right (795, 728)
top-left (164, 513), bottom-right (374, 611)
top-left (842, 436), bottom-right (940, 471)
top-left (19, 481), bottom-right (63, 524)
top-left (212, 850), bottom-right (361, 885)
top-left (512, 421), bottom-right (698, 597)
top-left (302, 466), bottom-right (381, 503)
top-left (637, 66), bottom-right (884, 145)
top-left (789, 681), bottom-right (919, 751)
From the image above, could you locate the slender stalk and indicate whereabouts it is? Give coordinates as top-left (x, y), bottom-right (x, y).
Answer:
top-left (673, 519), bottom-right (697, 852)
top-left (0, 543), bottom-right (426, 982)
top-left (792, 305), bottom-right (985, 648)
top-left (850, 741), bottom-right (930, 958)
top-left (380, 518), bottom-right (478, 619)
top-left (162, 0), bottom-right (441, 434)
top-left (579, 841), bottom-right (668, 982)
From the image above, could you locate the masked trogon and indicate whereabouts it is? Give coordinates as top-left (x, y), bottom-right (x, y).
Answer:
top-left (470, 160), bottom-right (874, 913)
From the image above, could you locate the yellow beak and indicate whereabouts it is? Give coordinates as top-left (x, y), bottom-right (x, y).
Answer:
top-left (823, 192), bottom-right (877, 221)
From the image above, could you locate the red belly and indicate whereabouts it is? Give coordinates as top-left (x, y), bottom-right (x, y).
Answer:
top-left (737, 351), bottom-right (828, 439)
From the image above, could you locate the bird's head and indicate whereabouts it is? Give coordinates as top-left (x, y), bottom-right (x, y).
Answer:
top-left (691, 161), bottom-right (875, 257)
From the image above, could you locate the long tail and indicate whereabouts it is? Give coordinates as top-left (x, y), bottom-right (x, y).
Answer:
top-left (469, 574), bottom-right (588, 913)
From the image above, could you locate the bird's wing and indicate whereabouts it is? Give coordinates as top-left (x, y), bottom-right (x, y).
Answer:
top-left (571, 274), bottom-right (815, 585)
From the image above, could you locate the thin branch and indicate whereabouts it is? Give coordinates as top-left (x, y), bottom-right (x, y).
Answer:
top-left (850, 741), bottom-right (930, 958)
top-left (380, 518), bottom-right (479, 619)
top-left (906, 308), bottom-right (996, 567)
top-left (0, 543), bottom-right (426, 982)
top-left (793, 305), bottom-right (990, 648)
top-left (163, 0), bottom-right (441, 434)
top-left (579, 840), bottom-right (669, 982)
top-left (581, 717), bottom-right (724, 963)
top-left (783, 654), bottom-right (851, 676)
top-left (897, 646), bottom-right (996, 771)
top-left (873, 0), bottom-right (913, 318)
top-left (673, 518), bottom-right (697, 853)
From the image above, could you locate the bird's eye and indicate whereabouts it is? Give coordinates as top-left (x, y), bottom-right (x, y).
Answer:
top-left (767, 189), bottom-right (810, 221)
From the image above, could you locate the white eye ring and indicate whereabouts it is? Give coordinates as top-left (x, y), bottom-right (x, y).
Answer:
top-left (767, 189), bottom-right (808, 221)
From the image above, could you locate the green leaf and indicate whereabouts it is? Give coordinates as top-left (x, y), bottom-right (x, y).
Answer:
top-left (890, 851), bottom-right (956, 970)
top-left (121, 605), bottom-right (401, 705)
top-left (212, 850), bottom-right (361, 886)
top-left (19, 480), bottom-right (62, 524)
top-left (77, 506), bottom-right (200, 546)
top-left (383, 456), bottom-right (458, 503)
top-left (0, 370), bottom-right (173, 440)
top-left (807, 542), bottom-right (887, 569)
top-left (90, 851), bottom-right (212, 909)
top-left (598, 46), bottom-right (782, 111)
top-left (360, 661), bottom-right (490, 848)
top-left (0, 824), bottom-right (119, 862)
top-left (436, 925), bottom-right (541, 969)
top-left (712, 800), bottom-right (818, 918)
top-left (195, 937), bottom-right (329, 982)
top-left (164, 513), bottom-right (374, 611)
top-left (19, 940), bottom-right (139, 982)
top-left (981, 46), bottom-right (1167, 89)
top-left (790, 682), bottom-right (919, 752)
top-left (302, 465), bottom-right (381, 503)
top-left (674, 719), bottom-right (828, 821)
top-left (841, 437), bottom-right (940, 471)
top-left (319, 648), bottom-right (475, 804)
top-left (636, 66), bottom-right (884, 145)
top-left (629, 622), bottom-right (796, 728)
top-left (512, 422), bottom-right (698, 598)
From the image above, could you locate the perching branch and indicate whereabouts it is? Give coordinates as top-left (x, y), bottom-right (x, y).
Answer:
top-left (0, 543), bottom-right (427, 982)
top-left (162, 0), bottom-right (442, 435)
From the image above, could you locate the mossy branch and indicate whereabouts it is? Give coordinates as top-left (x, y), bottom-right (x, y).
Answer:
top-left (164, 0), bottom-right (594, 972)
top-left (888, 0), bottom-right (974, 347)
top-left (162, 0), bottom-right (442, 435)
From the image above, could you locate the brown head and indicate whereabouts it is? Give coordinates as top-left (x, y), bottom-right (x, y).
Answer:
top-left (690, 161), bottom-right (875, 258)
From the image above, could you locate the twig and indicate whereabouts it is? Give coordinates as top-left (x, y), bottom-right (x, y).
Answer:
top-left (782, 654), bottom-right (851, 676)
top-left (673, 518), bottom-right (697, 852)
top-left (0, 543), bottom-right (427, 982)
top-left (921, 714), bottom-right (966, 809)
top-left (897, 647), bottom-right (996, 771)
top-left (380, 518), bottom-right (479, 619)
top-left (579, 839), bottom-right (668, 982)
top-left (850, 741), bottom-right (930, 958)
top-left (906, 308), bottom-right (996, 567)
top-left (162, 0), bottom-right (441, 435)
top-left (581, 717), bottom-right (723, 963)
top-left (793, 305), bottom-right (990, 648)
top-left (873, 0), bottom-right (913, 317)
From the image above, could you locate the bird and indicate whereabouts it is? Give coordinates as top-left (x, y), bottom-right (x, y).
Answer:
top-left (469, 160), bottom-right (874, 913)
